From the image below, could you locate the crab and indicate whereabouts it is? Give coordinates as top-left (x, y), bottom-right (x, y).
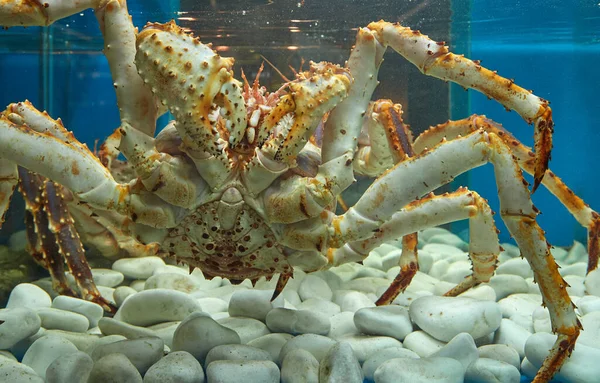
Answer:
top-left (1, 1), bottom-right (599, 381)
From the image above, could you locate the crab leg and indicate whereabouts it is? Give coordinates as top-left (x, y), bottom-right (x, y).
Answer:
top-left (0, 159), bottom-right (17, 227)
top-left (367, 21), bottom-right (553, 192)
top-left (414, 115), bottom-right (600, 273)
top-left (375, 232), bottom-right (419, 306)
top-left (330, 129), bottom-right (579, 382)
top-left (0, 0), bottom-right (98, 26)
top-left (0, 109), bottom-right (179, 228)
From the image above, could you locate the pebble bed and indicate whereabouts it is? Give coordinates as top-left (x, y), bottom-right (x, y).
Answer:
top-left (1, 226), bottom-right (600, 382)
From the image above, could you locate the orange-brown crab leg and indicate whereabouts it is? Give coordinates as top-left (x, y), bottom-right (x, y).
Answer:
top-left (367, 20), bottom-right (553, 192)
top-left (413, 115), bottom-right (600, 273)
top-left (0, 159), bottom-right (17, 227)
top-left (329, 129), bottom-right (579, 383)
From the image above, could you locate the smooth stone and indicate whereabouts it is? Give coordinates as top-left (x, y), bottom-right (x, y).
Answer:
top-left (205, 344), bottom-right (272, 366)
top-left (564, 241), bottom-right (588, 264)
top-left (525, 332), bottom-right (600, 383)
top-left (206, 360), bottom-right (280, 383)
top-left (409, 296), bottom-right (502, 342)
top-left (117, 289), bottom-right (202, 326)
top-left (459, 284), bottom-right (497, 301)
top-left (98, 317), bottom-right (156, 339)
top-left (296, 298), bottom-right (341, 318)
top-left (144, 273), bottom-right (200, 293)
top-left (493, 318), bottom-right (532, 358)
top-left (152, 265), bottom-right (189, 276)
top-left (9, 327), bottom-right (46, 360)
top-left (87, 353), bottom-right (142, 383)
top-left (432, 280), bottom-right (457, 296)
top-left (560, 262), bottom-right (588, 277)
top-left (330, 263), bottom-right (361, 282)
top-left (487, 274), bottom-right (529, 300)
top-left (97, 286), bottom-right (116, 304)
top-left (362, 347), bottom-right (419, 381)
top-left (37, 308), bottom-right (89, 333)
top-left (114, 286), bottom-right (138, 307)
top-left (0, 350), bottom-right (16, 361)
top-left (51, 295), bottom-right (104, 328)
top-left (298, 274), bottom-right (333, 301)
top-left (143, 351), bottom-right (204, 383)
top-left (22, 334), bottom-right (78, 379)
top-left (333, 290), bottom-right (375, 312)
top-left (430, 333), bottom-right (478, 373)
top-left (577, 295), bottom-right (600, 315)
top-left (402, 330), bottom-right (445, 357)
top-left (422, 243), bottom-right (466, 260)
top-left (6, 283), bottom-right (52, 310)
top-left (91, 268), bottom-right (125, 287)
top-left (112, 256), bottom-right (165, 279)
top-left (579, 311), bottom-right (600, 348)
top-left (464, 357), bottom-right (521, 383)
top-left (532, 306), bottom-right (552, 333)
top-left (91, 337), bottom-right (164, 375)
top-left (328, 312), bottom-right (360, 339)
top-left (343, 277), bottom-right (390, 295)
top-left (565, 275), bottom-right (586, 297)
top-left (0, 360), bottom-right (44, 383)
top-left (363, 253), bottom-right (384, 270)
top-left (319, 341), bottom-right (363, 383)
top-left (419, 227), bottom-right (452, 242)
top-left (45, 350), bottom-right (93, 383)
top-left (312, 270), bottom-right (344, 291)
top-left (586, 268), bottom-right (600, 296)
top-left (428, 260), bottom-right (450, 279)
top-left (354, 305), bottom-right (413, 341)
top-left (477, 344), bottom-right (521, 370)
top-left (247, 333), bottom-right (294, 362)
top-left (265, 308), bottom-right (330, 335)
top-left (0, 307), bottom-right (41, 349)
top-left (83, 334), bottom-right (127, 356)
top-left (550, 246), bottom-right (569, 263)
top-left (281, 348), bottom-right (319, 383)
top-left (440, 261), bottom-right (471, 284)
top-left (218, 316), bottom-right (271, 343)
top-left (374, 356), bottom-right (464, 383)
top-left (130, 280), bottom-right (147, 291)
top-left (228, 289), bottom-right (273, 321)
top-left (196, 297), bottom-right (228, 314)
top-left (379, 249), bottom-right (401, 271)
top-left (498, 293), bottom-right (542, 319)
top-left (427, 233), bottom-right (469, 251)
top-left (496, 257), bottom-right (533, 278)
top-left (510, 313), bottom-right (535, 333)
top-left (278, 334), bottom-right (336, 364)
top-left (172, 312), bottom-right (240, 364)
top-left (148, 321), bottom-right (180, 348)
top-left (336, 335), bottom-right (403, 363)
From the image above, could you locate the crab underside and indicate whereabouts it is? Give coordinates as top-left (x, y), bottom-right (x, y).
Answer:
top-left (1, 1), bottom-right (600, 382)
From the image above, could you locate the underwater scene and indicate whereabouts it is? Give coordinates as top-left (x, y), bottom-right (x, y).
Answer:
top-left (0, 0), bottom-right (599, 382)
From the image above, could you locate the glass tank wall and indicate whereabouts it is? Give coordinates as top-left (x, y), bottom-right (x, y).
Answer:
top-left (0, 0), bottom-right (599, 246)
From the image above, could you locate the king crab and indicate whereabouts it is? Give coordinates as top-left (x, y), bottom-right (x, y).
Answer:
top-left (1, 1), bottom-right (599, 382)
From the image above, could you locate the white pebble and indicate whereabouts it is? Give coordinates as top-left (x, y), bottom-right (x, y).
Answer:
top-left (354, 305), bottom-right (413, 341)
top-left (464, 357), bottom-right (520, 383)
top-left (410, 296), bottom-right (502, 342)
top-left (144, 351), bottom-right (204, 383)
top-left (266, 308), bottom-right (330, 335)
top-left (247, 333), bottom-right (294, 362)
top-left (328, 312), bottom-right (360, 339)
top-left (362, 346), bottom-right (419, 381)
top-left (498, 293), bottom-right (542, 319)
top-left (577, 295), bottom-right (600, 315)
top-left (172, 312), bottom-right (240, 364)
top-left (278, 334), bottom-right (336, 364)
top-left (0, 307), bottom-right (41, 349)
top-left (152, 265), bottom-right (190, 276)
top-left (459, 284), bottom-right (497, 301)
top-left (90, 268), bottom-right (124, 287)
top-left (87, 353), bottom-right (142, 383)
top-left (45, 350), bottom-right (93, 383)
top-left (298, 275), bottom-right (333, 301)
top-left (6, 283), bottom-right (51, 310)
top-left (430, 333), bottom-right (478, 373)
top-left (586, 268), bottom-right (600, 297)
top-left (91, 337), bottom-right (164, 375)
top-left (145, 272), bottom-right (200, 293)
top-left (281, 348), bottom-right (319, 383)
top-left (333, 290), bottom-right (375, 312)
top-left (97, 317), bottom-right (156, 339)
top-left (296, 297), bottom-right (341, 318)
top-left (206, 360), bottom-right (280, 383)
top-left (114, 286), bottom-right (137, 307)
top-left (487, 274), bottom-right (529, 300)
top-left (22, 334), bottom-right (78, 379)
top-left (477, 344), bottom-right (521, 370)
top-left (532, 306), bottom-right (552, 333)
top-left (374, 356), bottom-right (464, 383)
top-left (496, 257), bottom-right (533, 278)
top-left (205, 344), bottom-right (272, 366)
top-left (117, 288), bottom-right (202, 326)
top-left (228, 289), bottom-right (273, 321)
top-left (427, 233), bottom-right (468, 251)
top-left (196, 297), bottom-right (228, 314)
top-left (52, 295), bottom-right (104, 328)
top-left (0, 360), bottom-right (44, 383)
top-left (560, 262), bottom-right (588, 277)
top-left (579, 311), bottom-right (600, 349)
top-left (402, 330), bottom-right (446, 357)
top-left (148, 321), bottom-right (180, 348)
top-left (218, 316), bottom-right (271, 343)
top-left (336, 335), bottom-right (402, 363)
top-left (112, 256), bottom-right (165, 279)
top-left (319, 341), bottom-right (363, 382)
top-left (493, 318), bottom-right (532, 358)
top-left (422, 243), bottom-right (466, 260)
top-left (37, 308), bottom-right (89, 333)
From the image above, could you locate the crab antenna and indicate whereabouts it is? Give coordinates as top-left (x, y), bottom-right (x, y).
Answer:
top-left (260, 54), bottom-right (292, 83)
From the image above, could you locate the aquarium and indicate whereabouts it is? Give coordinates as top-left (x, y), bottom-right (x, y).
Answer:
top-left (0, 0), bottom-right (598, 382)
